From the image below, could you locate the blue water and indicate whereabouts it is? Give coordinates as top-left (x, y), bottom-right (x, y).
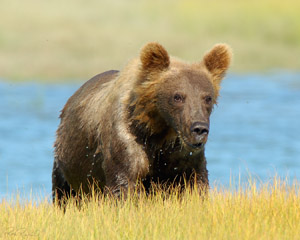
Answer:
top-left (1, 73), bottom-right (300, 200)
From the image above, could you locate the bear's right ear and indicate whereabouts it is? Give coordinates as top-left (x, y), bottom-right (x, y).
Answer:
top-left (140, 42), bottom-right (170, 71)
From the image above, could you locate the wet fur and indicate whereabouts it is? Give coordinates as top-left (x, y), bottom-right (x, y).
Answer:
top-left (52, 42), bottom-right (231, 201)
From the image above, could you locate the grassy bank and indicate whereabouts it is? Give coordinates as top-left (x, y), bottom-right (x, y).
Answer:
top-left (1, 0), bottom-right (300, 82)
top-left (1, 178), bottom-right (299, 239)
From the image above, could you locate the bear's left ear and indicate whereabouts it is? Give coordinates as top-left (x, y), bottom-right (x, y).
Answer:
top-left (203, 44), bottom-right (232, 85)
top-left (140, 42), bottom-right (170, 71)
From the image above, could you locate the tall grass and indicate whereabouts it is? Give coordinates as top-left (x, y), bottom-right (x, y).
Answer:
top-left (0, 0), bottom-right (300, 81)
top-left (1, 177), bottom-right (299, 239)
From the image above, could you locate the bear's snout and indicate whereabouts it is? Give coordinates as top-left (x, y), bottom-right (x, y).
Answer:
top-left (190, 122), bottom-right (209, 145)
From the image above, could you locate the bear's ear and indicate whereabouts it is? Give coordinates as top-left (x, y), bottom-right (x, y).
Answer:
top-left (203, 44), bottom-right (232, 85)
top-left (140, 42), bottom-right (170, 71)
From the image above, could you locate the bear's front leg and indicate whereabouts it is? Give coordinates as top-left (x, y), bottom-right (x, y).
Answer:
top-left (102, 132), bottom-right (149, 198)
top-left (104, 171), bottom-right (137, 198)
top-left (193, 159), bottom-right (209, 194)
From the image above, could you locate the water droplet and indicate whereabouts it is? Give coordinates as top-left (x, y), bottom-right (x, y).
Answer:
top-left (149, 164), bottom-right (152, 167)
top-left (160, 149), bottom-right (163, 152)
top-left (90, 170), bottom-right (92, 173)
top-left (164, 163), bottom-right (167, 166)
top-left (86, 146), bottom-right (89, 149)
top-left (92, 162), bottom-right (95, 166)
top-left (152, 155), bottom-right (155, 159)
top-left (174, 167), bottom-right (178, 170)
top-left (86, 154), bottom-right (89, 157)
top-left (93, 154), bottom-right (96, 158)
top-left (190, 152), bottom-right (193, 156)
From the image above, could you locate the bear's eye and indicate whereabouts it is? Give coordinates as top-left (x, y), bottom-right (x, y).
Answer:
top-left (205, 96), bottom-right (212, 104)
top-left (174, 94), bottom-right (184, 103)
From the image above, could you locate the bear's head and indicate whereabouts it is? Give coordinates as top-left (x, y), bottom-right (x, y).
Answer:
top-left (129, 42), bottom-right (232, 151)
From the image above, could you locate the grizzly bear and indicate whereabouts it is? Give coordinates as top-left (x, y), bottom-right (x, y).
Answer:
top-left (52, 42), bottom-right (232, 201)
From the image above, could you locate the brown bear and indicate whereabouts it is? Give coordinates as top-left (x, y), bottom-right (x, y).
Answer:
top-left (52, 42), bottom-right (232, 201)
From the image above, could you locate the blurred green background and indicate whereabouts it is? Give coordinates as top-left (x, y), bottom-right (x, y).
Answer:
top-left (1, 0), bottom-right (299, 82)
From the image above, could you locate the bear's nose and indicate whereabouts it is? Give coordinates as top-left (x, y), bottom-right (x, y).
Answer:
top-left (190, 122), bottom-right (209, 137)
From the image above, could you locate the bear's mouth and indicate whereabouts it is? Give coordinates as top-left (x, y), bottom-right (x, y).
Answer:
top-left (179, 135), bottom-right (205, 150)
top-left (183, 140), bottom-right (204, 150)
top-left (191, 142), bottom-right (203, 148)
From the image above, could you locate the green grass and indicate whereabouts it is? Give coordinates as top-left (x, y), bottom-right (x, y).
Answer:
top-left (1, 177), bottom-right (300, 239)
top-left (0, 0), bottom-right (300, 82)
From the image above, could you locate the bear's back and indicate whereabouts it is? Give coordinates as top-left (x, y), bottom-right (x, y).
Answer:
top-left (66, 70), bottom-right (119, 108)
top-left (80, 70), bottom-right (119, 94)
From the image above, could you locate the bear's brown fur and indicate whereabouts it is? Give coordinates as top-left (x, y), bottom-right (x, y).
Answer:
top-left (52, 42), bottom-right (232, 201)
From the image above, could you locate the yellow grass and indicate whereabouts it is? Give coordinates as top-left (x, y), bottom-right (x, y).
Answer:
top-left (0, 0), bottom-right (300, 82)
top-left (1, 177), bottom-right (299, 239)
